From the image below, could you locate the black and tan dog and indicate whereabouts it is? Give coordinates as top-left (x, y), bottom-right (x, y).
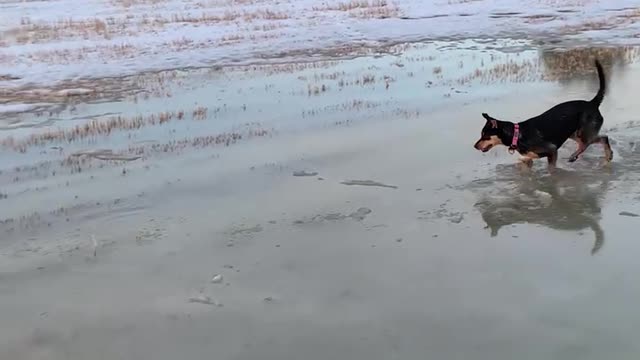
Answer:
top-left (473, 59), bottom-right (613, 169)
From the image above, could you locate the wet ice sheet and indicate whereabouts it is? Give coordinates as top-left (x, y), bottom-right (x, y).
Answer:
top-left (3, 90), bottom-right (640, 360)
top-left (1, 39), bottom-right (548, 168)
top-left (2, 42), bottom-right (640, 201)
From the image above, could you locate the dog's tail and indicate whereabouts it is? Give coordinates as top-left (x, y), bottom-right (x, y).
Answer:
top-left (590, 59), bottom-right (606, 107)
top-left (590, 220), bottom-right (604, 255)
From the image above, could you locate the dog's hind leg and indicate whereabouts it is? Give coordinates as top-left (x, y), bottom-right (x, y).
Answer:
top-left (568, 131), bottom-right (587, 162)
top-left (593, 135), bottom-right (613, 162)
top-left (569, 134), bottom-right (612, 163)
top-left (569, 112), bottom-right (605, 162)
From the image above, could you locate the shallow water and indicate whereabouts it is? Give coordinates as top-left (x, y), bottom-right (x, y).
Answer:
top-left (3, 29), bottom-right (640, 360)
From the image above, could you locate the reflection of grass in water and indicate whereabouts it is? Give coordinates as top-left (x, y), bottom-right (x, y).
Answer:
top-left (452, 45), bottom-right (640, 85)
top-left (541, 46), bottom-right (640, 80)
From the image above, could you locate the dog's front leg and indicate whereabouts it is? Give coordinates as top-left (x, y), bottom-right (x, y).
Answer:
top-left (544, 143), bottom-right (558, 172)
top-left (533, 143), bottom-right (558, 172)
top-left (516, 152), bottom-right (538, 171)
top-left (518, 157), bottom-right (534, 168)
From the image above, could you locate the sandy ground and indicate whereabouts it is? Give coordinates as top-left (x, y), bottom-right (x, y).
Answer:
top-left (3, 55), bottom-right (640, 359)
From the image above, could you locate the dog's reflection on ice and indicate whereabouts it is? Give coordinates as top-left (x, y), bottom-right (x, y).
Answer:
top-left (471, 166), bottom-right (612, 255)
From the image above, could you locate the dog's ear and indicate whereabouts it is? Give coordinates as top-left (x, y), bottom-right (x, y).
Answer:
top-left (482, 113), bottom-right (498, 128)
top-left (482, 112), bottom-right (492, 120)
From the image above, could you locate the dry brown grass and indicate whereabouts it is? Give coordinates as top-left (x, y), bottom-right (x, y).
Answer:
top-left (351, 5), bottom-right (400, 18)
top-left (8, 17), bottom-right (114, 44)
top-left (0, 60), bottom-right (338, 105)
top-left (123, 127), bottom-right (272, 156)
top-left (536, 0), bottom-right (594, 6)
top-left (313, 0), bottom-right (400, 18)
top-left (447, 0), bottom-right (482, 4)
top-left (111, 0), bottom-right (167, 7)
top-left (192, 106), bottom-right (208, 120)
top-left (361, 74), bottom-right (376, 84)
top-left (302, 99), bottom-right (386, 117)
top-left (312, 71), bottom-right (347, 81)
top-left (160, 9), bottom-right (289, 24)
top-left (456, 59), bottom-right (541, 85)
top-left (226, 60), bottom-right (342, 77)
top-left (560, 8), bottom-right (640, 33)
top-left (307, 84), bottom-right (329, 96)
top-left (522, 14), bottom-right (559, 24)
top-left (22, 44), bottom-right (137, 64)
top-left (334, 73), bottom-right (377, 88)
top-left (6, 8), bottom-right (290, 45)
top-left (0, 125), bottom-right (271, 180)
top-left (405, 54), bottom-right (436, 62)
top-left (50, 125), bottom-right (272, 173)
top-left (1, 107), bottom-right (212, 152)
top-left (615, 8), bottom-right (640, 21)
top-left (251, 23), bottom-right (287, 31)
top-left (160, 30), bottom-right (281, 50)
top-left (313, 0), bottom-right (388, 11)
top-left (390, 108), bottom-right (421, 120)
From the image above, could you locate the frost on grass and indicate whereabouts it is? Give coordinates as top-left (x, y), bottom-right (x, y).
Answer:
top-left (2, 0), bottom-right (640, 88)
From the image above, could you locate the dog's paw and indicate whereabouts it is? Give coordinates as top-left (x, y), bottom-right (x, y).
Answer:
top-left (600, 158), bottom-right (613, 167)
top-left (568, 156), bottom-right (578, 163)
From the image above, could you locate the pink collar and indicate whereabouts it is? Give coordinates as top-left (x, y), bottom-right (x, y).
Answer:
top-left (510, 123), bottom-right (520, 150)
top-left (509, 124), bottom-right (520, 154)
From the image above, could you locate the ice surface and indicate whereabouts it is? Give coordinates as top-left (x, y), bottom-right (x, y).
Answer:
top-left (1, 0), bottom-right (640, 88)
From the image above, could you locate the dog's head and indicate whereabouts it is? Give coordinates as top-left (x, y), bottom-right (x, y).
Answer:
top-left (473, 113), bottom-right (505, 153)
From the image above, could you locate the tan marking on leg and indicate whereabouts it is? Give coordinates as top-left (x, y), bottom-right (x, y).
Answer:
top-left (517, 152), bottom-right (538, 169)
top-left (569, 139), bottom-right (587, 162)
top-left (602, 140), bottom-right (613, 162)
